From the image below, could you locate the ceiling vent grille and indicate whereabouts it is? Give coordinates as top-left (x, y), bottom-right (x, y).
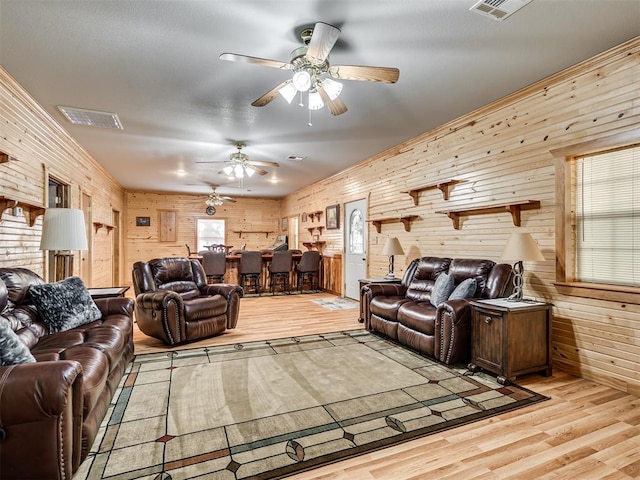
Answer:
top-left (469, 0), bottom-right (533, 21)
top-left (57, 106), bottom-right (123, 129)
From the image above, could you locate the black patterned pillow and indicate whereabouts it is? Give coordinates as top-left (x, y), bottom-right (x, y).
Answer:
top-left (28, 276), bottom-right (102, 333)
top-left (430, 272), bottom-right (455, 307)
top-left (0, 318), bottom-right (36, 366)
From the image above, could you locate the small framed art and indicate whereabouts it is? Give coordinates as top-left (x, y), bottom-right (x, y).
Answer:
top-left (326, 204), bottom-right (340, 229)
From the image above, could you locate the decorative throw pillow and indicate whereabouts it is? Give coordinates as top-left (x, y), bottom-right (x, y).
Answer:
top-left (28, 276), bottom-right (102, 334)
top-left (448, 278), bottom-right (477, 300)
top-left (430, 272), bottom-right (455, 307)
top-left (0, 318), bottom-right (36, 366)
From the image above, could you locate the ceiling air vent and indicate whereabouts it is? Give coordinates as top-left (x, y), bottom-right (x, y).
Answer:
top-left (470, 0), bottom-right (533, 21)
top-left (57, 106), bottom-right (123, 129)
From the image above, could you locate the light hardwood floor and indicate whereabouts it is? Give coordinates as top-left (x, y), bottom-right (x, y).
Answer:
top-left (132, 293), bottom-right (640, 480)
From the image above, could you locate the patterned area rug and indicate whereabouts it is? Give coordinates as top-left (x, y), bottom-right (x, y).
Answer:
top-left (76, 331), bottom-right (547, 480)
top-left (311, 297), bottom-right (360, 310)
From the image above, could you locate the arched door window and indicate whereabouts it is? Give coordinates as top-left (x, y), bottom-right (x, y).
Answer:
top-left (349, 209), bottom-right (364, 254)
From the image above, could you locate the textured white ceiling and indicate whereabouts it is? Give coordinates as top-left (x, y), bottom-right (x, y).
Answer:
top-left (1, 0), bottom-right (638, 198)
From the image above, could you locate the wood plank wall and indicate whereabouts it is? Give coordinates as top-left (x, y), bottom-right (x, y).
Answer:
top-left (0, 67), bottom-right (125, 285)
top-left (124, 192), bottom-right (281, 272)
top-left (281, 37), bottom-right (640, 395)
top-left (1, 38), bottom-right (639, 395)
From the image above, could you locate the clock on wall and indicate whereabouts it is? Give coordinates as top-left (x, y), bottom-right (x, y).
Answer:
top-left (206, 206), bottom-right (216, 216)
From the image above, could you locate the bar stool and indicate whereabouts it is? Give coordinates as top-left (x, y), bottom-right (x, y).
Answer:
top-left (296, 251), bottom-right (321, 293)
top-left (239, 251), bottom-right (262, 295)
top-left (268, 250), bottom-right (293, 294)
top-left (202, 251), bottom-right (226, 284)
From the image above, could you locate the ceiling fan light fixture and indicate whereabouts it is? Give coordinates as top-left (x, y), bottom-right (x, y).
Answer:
top-left (222, 165), bottom-right (234, 176)
top-left (278, 82), bottom-right (297, 104)
top-left (292, 70), bottom-right (312, 92)
top-left (308, 90), bottom-right (324, 110)
top-left (245, 166), bottom-right (256, 177)
top-left (321, 78), bottom-right (343, 100)
top-left (234, 164), bottom-right (244, 178)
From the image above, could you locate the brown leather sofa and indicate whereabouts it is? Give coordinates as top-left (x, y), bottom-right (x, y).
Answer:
top-left (361, 257), bottom-right (512, 365)
top-left (132, 257), bottom-right (243, 345)
top-left (0, 267), bottom-right (135, 480)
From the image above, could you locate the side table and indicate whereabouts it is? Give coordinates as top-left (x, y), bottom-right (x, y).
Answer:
top-left (88, 286), bottom-right (130, 300)
top-left (468, 298), bottom-right (552, 384)
top-left (358, 278), bottom-right (402, 323)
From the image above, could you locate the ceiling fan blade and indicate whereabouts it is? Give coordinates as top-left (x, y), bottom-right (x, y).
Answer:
top-left (195, 161), bottom-right (226, 164)
top-left (221, 196), bottom-right (237, 203)
top-left (247, 165), bottom-right (269, 176)
top-left (252, 80), bottom-right (290, 107)
top-left (219, 53), bottom-right (291, 70)
top-left (306, 22), bottom-right (341, 65)
top-left (248, 160), bottom-right (280, 168)
top-left (317, 85), bottom-right (348, 116)
top-left (329, 65), bottom-right (400, 83)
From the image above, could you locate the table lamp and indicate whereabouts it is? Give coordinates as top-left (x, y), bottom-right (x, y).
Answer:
top-left (382, 237), bottom-right (405, 279)
top-left (500, 232), bottom-right (545, 301)
top-left (40, 208), bottom-right (88, 281)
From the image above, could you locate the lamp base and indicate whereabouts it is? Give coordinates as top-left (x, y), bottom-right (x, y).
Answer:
top-left (54, 252), bottom-right (74, 282)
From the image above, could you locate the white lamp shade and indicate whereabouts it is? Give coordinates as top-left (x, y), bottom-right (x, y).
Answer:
top-left (308, 91), bottom-right (324, 110)
top-left (382, 237), bottom-right (405, 256)
top-left (501, 232), bottom-right (545, 262)
top-left (278, 82), bottom-right (297, 104)
top-left (292, 71), bottom-right (311, 92)
top-left (322, 78), bottom-right (343, 100)
top-left (40, 208), bottom-right (88, 251)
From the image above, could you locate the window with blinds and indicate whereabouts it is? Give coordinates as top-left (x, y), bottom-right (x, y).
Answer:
top-left (575, 144), bottom-right (640, 286)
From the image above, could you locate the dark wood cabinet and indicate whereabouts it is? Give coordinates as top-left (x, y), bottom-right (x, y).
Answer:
top-left (469, 299), bottom-right (552, 384)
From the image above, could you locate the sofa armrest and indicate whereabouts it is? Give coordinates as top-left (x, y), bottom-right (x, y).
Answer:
top-left (434, 299), bottom-right (473, 364)
top-left (200, 283), bottom-right (244, 300)
top-left (364, 283), bottom-right (408, 298)
top-left (94, 296), bottom-right (135, 318)
top-left (0, 360), bottom-right (84, 478)
top-left (135, 290), bottom-right (185, 345)
top-left (200, 284), bottom-right (243, 329)
top-left (360, 283), bottom-right (408, 329)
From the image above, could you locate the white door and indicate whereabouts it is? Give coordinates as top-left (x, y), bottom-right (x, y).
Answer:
top-left (344, 199), bottom-right (367, 299)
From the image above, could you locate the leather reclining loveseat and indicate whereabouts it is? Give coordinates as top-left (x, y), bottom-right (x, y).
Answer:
top-left (361, 257), bottom-right (512, 365)
top-left (0, 268), bottom-right (135, 479)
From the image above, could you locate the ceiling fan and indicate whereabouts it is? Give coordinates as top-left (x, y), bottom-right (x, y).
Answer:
top-left (204, 186), bottom-right (236, 215)
top-left (197, 143), bottom-right (280, 178)
top-left (219, 22), bottom-right (399, 116)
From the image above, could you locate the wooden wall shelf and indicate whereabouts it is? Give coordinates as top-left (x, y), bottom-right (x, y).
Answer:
top-left (436, 200), bottom-right (541, 229)
top-left (307, 226), bottom-right (324, 235)
top-left (0, 197), bottom-right (46, 227)
top-left (402, 179), bottom-right (466, 205)
top-left (308, 211), bottom-right (323, 222)
top-left (93, 221), bottom-right (114, 233)
top-left (302, 241), bottom-right (326, 251)
top-left (232, 230), bottom-right (274, 238)
top-left (0, 151), bottom-right (15, 164)
top-left (367, 215), bottom-right (419, 233)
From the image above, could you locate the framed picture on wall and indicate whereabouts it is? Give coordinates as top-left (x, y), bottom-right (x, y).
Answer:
top-left (281, 217), bottom-right (288, 231)
top-left (136, 216), bottom-right (150, 226)
top-left (326, 204), bottom-right (340, 229)
top-left (301, 212), bottom-right (308, 223)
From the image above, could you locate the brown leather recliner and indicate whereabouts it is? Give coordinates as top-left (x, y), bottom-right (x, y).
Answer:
top-left (132, 257), bottom-right (243, 345)
top-left (361, 257), bottom-right (512, 365)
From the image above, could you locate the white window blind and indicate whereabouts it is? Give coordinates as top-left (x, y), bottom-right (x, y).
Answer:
top-left (576, 145), bottom-right (640, 286)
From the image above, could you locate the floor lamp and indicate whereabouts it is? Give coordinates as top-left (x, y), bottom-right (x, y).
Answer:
top-left (40, 208), bottom-right (88, 281)
top-left (500, 232), bottom-right (545, 301)
top-left (382, 237), bottom-right (405, 280)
